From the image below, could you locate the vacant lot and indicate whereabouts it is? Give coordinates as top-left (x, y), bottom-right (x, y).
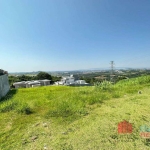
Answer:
top-left (1, 76), bottom-right (150, 150)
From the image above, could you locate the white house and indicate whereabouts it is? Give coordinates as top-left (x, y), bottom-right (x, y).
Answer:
top-left (75, 80), bottom-right (86, 84)
top-left (55, 75), bottom-right (89, 86)
top-left (13, 79), bottom-right (51, 88)
top-left (55, 75), bottom-right (75, 85)
top-left (39, 79), bottom-right (51, 86)
top-left (26, 81), bottom-right (41, 88)
top-left (13, 81), bottom-right (27, 88)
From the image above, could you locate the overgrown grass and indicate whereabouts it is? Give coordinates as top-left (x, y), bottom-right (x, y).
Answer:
top-left (1, 76), bottom-right (150, 118)
top-left (1, 75), bottom-right (150, 149)
top-left (0, 90), bottom-right (33, 115)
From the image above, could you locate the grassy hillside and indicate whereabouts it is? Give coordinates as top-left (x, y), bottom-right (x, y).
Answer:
top-left (1, 76), bottom-right (150, 150)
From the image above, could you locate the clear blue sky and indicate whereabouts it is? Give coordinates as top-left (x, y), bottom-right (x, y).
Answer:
top-left (0, 0), bottom-right (150, 72)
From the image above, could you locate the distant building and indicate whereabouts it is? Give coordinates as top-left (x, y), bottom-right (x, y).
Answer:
top-left (115, 70), bottom-right (123, 74)
top-left (13, 81), bottom-right (27, 88)
top-left (75, 80), bottom-right (86, 84)
top-left (55, 75), bottom-right (75, 85)
top-left (13, 79), bottom-right (51, 88)
top-left (55, 75), bottom-right (90, 86)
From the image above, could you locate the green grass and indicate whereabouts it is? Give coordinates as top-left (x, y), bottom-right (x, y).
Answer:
top-left (1, 76), bottom-right (150, 149)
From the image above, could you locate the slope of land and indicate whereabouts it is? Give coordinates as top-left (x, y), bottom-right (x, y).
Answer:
top-left (1, 76), bottom-right (150, 150)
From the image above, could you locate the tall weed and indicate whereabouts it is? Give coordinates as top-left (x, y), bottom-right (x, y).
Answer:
top-left (94, 80), bottom-right (113, 90)
top-left (16, 103), bottom-right (33, 115)
top-left (0, 101), bottom-right (18, 112)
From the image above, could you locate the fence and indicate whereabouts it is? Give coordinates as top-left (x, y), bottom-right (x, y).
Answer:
top-left (0, 74), bottom-right (10, 99)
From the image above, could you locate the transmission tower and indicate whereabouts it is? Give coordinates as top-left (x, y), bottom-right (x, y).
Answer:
top-left (110, 61), bottom-right (115, 82)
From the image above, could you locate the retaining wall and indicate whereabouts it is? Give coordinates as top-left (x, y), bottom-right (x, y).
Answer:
top-left (0, 74), bottom-right (10, 99)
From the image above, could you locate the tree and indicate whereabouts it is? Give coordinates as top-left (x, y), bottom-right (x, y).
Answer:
top-left (50, 76), bottom-right (61, 84)
top-left (36, 72), bottom-right (52, 80)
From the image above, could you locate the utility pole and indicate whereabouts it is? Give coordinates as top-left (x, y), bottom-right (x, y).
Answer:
top-left (110, 61), bottom-right (115, 82)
